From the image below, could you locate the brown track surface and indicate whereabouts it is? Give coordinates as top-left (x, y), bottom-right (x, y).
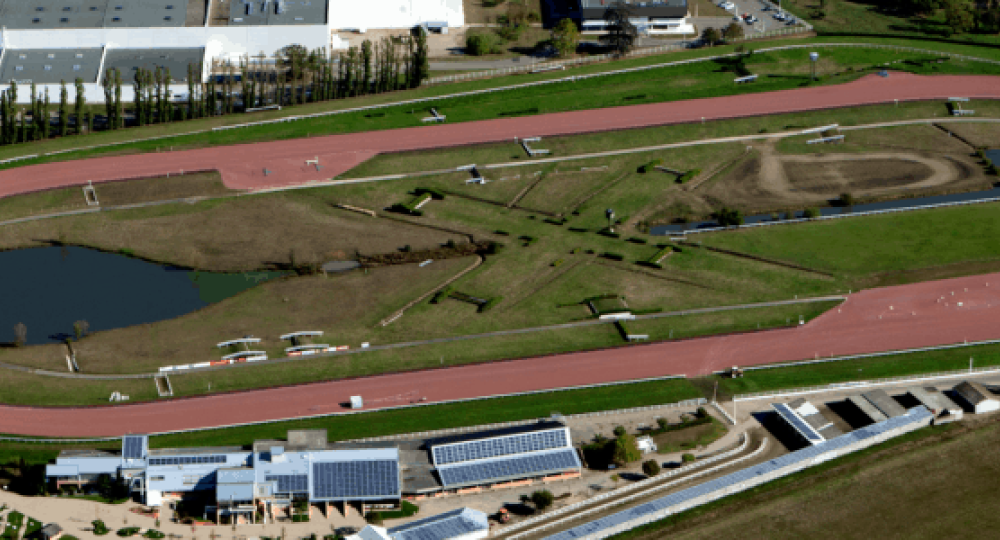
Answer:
top-left (2, 272), bottom-right (1000, 437)
top-left (2, 73), bottom-right (1000, 198)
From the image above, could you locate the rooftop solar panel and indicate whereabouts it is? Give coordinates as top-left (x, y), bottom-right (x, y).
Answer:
top-left (432, 428), bottom-right (568, 466)
top-left (122, 436), bottom-right (146, 460)
top-left (772, 402), bottom-right (825, 443)
top-left (312, 460), bottom-right (399, 500)
top-left (266, 474), bottom-right (309, 492)
top-left (437, 449), bottom-right (581, 488)
top-left (148, 455), bottom-right (227, 466)
top-left (544, 407), bottom-right (933, 540)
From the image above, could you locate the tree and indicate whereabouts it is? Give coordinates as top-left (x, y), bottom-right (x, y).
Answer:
top-left (612, 434), bottom-right (641, 465)
top-left (681, 453), bottom-right (696, 463)
top-left (613, 426), bottom-right (627, 438)
top-left (163, 68), bottom-right (174, 122)
top-left (602, 2), bottom-right (638, 55)
top-left (187, 63), bottom-right (197, 119)
top-left (803, 207), bottom-right (821, 219)
top-left (722, 22), bottom-right (744, 42)
top-left (134, 69), bottom-right (146, 126)
top-left (362, 40), bottom-right (374, 96)
top-left (701, 27), bottom-right (721, 47)
top-left (14, 323), bottom-right (27, 346)
top-left (411, 26), bottom-right (430, 88)
top-left (466, 31), bottom-right (503, 56)
top-left (58, 80), bottom-right (69, 137)
top-left (74, 78), bottom-right (85, 135)
top-left (944, 0), bottom-right (976, 33)
top-left (530, 490), bottom-right (554, 511)
top-left (73, 320), bottom-right (90, 340)
top-left (642, 459), bottom-right (661, 477)
top-left (155, 66), bottom-right (164, 124)
top-left (115, 68), bottom-right (124, 129)
top-left (551, 18), bottom-right (580, 57)
top-left (838, 192), bottom-right (854, 207)
top-left (715, 206), bottom-right (743, 226)
top-left (103, 69), bottom-right (115, 129)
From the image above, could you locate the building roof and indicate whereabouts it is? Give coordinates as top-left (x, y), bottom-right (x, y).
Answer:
top-left (906, 387), bottom-right (963, 415)
top-left (436, 448), bottom-right (581, 489)
top-left (102, 48), bottom-right (205, 83)
top-left (955, 381), bottom-right (997, 406)
top-left (862, 389), bottom-right (907, 418)
top-left (351, 526), bottom-right (392, 540)
top-left (217, 468), bottom-right (256, 483)
top-left (312, 458), bottom-right (401, 501)
top-left (40, 524), bottom-right (62, 537)
top-left (228, 0), bottom-right (327, 26)
top-left (426, 420), bottom-right (568, 449)
top-left (216, 482), bottom-right (255, 502)
top-left (389, 508), bottom-right (489, 540)
top-left (0, 48), bottom-right (103, 85)
top-left (147, 445), bottom-right (246, 456)
top-left (846, 395), bottom-right (888, 424)
top-left (579, 0), bottom-right (688, 20)
top-left (0, 0), bottom-right (187, 30)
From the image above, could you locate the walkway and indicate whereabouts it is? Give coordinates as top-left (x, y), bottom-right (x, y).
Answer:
top-left (1, 73), bottom-right (999, 199)
top-left (0, 272), bottom-right (997, 437)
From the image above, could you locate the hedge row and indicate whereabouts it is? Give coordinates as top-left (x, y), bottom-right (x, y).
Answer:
top-left (638, 159), bottom-right (663, 174)
top-left (602, 252), bottom-right (624, 261)
top-left (478, 296), bottom-right (503, 312)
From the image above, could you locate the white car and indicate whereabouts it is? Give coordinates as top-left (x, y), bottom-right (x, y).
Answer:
top-left (774, 12), bottom-right (786, 20)
top-left (720, 1), bottom-right (736, 10)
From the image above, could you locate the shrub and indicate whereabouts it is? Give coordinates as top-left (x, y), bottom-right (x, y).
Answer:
top-left (613, 434), bottom-right (642, 465)
top-left (677, 169), bottom-right (700, 184)
top-left (430, 286), bottom-right (453, 304)
top-left (803, 207), bottom-right (821, 219)
top-left (551, 259), bottom-right (565, 267)
top-left (414, 188), bottom-right (446, 200)
top-left (598, 229), bottom-right (621, 239)
top-left (544, 217), bottom-right (566, 225)
top-left (116, 528), bottom-right (140, 537)
top-left (626, 237), bottom-right (647, 244)
top-left (681, 453), bottom-right (696, 463)
top-left (92, 521), bottom-right (110, 536)
top-left (989, 163), bottom-right (999, 176)
top-left (531, 490), bottom-right (555, 511)
top-left (838, 192), bottom-right (854, 207)
top-left (613, 426), bottom-right (627, 437)
top-left (483, 241), bottom-right (505, 255)
top-left (601, 252), bottom-right (624, 261)
top-left (656, 417), bottom-right (668, 429)
top-left (714, 207), bottom-right (743, 227)
top-left (637, 159), bottom-right (663, 173)
top-left (143, 531), bottom-right (165, 539)
top-left (466, 31), bottom-right (504, 55)
top-left (642, 459), bottom-right (661, 477)
top-left (636, 261), bottom-right (663, 269)
top-left (494, 230), bottom-right (510, 236)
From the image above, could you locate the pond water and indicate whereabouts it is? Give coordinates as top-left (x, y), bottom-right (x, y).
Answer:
top-left (0, 246), bottom-right (285, 345)
top-left (651, 185), bottom-right (1000, 235)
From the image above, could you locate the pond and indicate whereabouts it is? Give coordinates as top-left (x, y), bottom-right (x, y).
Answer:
top-left (651, 185), bottom-right (1000, 235)
top-left (0, 246), bottom-right (286, 345)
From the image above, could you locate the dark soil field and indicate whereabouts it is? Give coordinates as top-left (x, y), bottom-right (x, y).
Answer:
top-left (783, 158), bottom-right (934, 193)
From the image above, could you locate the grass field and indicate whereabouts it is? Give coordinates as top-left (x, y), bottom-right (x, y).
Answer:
top-left (712, 343), bottom-right (1000, 399)
top-left (622, 415), bottom-right (1000, 540)
top-left (1, 43), bottom-right (996, 171)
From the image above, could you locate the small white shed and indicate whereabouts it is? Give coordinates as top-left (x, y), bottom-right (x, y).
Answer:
top-left (954, 381), bottom-right (1000, 414)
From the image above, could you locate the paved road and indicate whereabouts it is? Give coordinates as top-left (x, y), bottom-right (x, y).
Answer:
top-left (2, 73), bottom-right (1000, 199)
top-left (1, 273), bottom-right (998, 437)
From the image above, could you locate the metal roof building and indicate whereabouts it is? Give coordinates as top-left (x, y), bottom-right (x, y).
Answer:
top-left (228, 0), bottom-right (328, 26)
top-left (861, 389), bottom-right (907, 419)
top-left (388, 508), bottom-right (490, 540)
top-left (0, 0), bottom-right (186, 30)
top-left (905, 387), bottom-right (963, 424)
top-left (953, 381), bottom-right (1000, 414)
top-left (103, 48), bottom-right (205, 82)
top-left (0, 48), bottom-right (103, 85)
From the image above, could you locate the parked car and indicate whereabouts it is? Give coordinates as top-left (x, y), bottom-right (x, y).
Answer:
top-left (745, 15), bottom-right (758, 23)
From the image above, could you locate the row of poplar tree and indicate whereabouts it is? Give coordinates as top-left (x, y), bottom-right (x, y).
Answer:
top-left (0, 30), bottom-right (429, 147)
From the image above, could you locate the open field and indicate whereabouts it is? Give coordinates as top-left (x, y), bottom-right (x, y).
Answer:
top-left (712, 343), bottom-right (1000, 399)
top-left (2, 44), bottom-right (997, 172)
top-left (625, 415), bottom-right (1000, 540)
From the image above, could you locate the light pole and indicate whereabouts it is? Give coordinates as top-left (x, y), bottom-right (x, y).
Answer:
top-left (606, 208), bottom-right (616, 233)
top-left (809, 51), bottom-right (819, 81)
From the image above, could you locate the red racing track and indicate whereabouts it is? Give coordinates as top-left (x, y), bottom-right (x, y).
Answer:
top-left (2, 73), bottom-right (1000, 197)
top-left (2, 273), bottom-right (1000, 437)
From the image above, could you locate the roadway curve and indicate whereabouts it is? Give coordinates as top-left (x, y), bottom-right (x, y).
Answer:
top-left (1, 73), bottom-right (1000, 198)
top-left (2, 272), bottom-right (999, 437)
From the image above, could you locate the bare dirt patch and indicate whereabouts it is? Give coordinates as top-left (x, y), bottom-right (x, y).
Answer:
top-left (782, 158), bottom-right (934, 194)
top-left (936, 122), bottom-right (1000, 148)
top-left (96, 171), bottom-right (234, 205)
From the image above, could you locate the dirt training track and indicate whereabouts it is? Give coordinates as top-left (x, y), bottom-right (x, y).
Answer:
top-left (2, 273), bottom-right (1000, 437)
top-left (2, 73), bottom-right (1000, 199)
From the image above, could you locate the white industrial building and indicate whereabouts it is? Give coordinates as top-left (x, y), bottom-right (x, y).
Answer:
top-left (0, 0), bottom-right (465, 103)
top-left (954, 381), bottom-right (1000, 414)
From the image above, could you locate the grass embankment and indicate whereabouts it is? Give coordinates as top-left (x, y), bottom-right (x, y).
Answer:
top-left (0, 378), bottom-right (701, 463)
top-left (0, 43), bottom-right (996, 170)
top-left (700, 201), bottom-right (1000, 285)
top-left (712, 343), bottom-right (1000, 398)
top-left (615, 415), bottom-right (1000, 540)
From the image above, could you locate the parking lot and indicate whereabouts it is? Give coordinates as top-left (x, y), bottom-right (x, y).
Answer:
top-left (711, 0), bottom-right (805, 35)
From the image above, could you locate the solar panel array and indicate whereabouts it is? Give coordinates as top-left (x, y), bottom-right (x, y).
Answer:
top-left (772, 402), bottom-right (824, 443)
top-left (123, 436), bottom-right (145, 460)
top-left (438, 449), bottom-right (580, 488)
top-left (266, 474), bottom-right (309, 492)
top-left (388, 508), bottom-right (489, 540)
top-left (148, 455), bottom-right (227, 466)
top-left (432, 429), bottom-right (568, 466)
top-left (545, 407), bottom-right (933, 540)
top-left (312, 461), bottom-right (399, 500)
